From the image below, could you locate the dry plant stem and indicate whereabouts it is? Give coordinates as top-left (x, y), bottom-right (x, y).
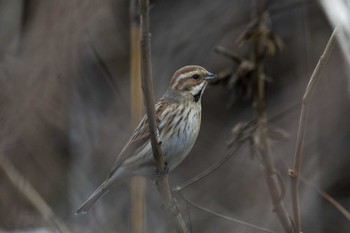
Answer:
top-left (130, 1), bottom-right (146, 232)
top-left (290, 28), bottom-right (337, 233)
top-left (130, 0), bottom-right (143, 124)
top-left (251, 3), bottom-right (293, 231)
top-left (0, 155), bottom-right (72, 233)
top-left (173, 144), bottom-right (242, 191)
top-left (139, 0), bottom-right (189, 232)
top-left (179, 192), bottom-right (275, 233)
top-left (253, 61), bottom-right (292, 233)
top-left (299, 175), bottom-right (350, 221)
top-left (131, 178), bottom-right (146, 233)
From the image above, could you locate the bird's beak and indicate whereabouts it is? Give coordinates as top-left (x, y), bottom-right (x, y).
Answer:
top-left (205, 72), bottom-right (217, 81)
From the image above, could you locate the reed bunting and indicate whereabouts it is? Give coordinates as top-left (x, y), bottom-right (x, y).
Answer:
top-left (76, 65), bottom-right (216, 214)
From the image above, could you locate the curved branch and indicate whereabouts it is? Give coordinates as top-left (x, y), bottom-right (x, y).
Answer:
top-left (299, 175), bottom-right (350, 221)
top-left (173, 144), bottom-right (242, 192)
top-left (178, 192), bottom-right (275, 233)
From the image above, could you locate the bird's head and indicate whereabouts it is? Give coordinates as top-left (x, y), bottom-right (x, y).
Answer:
top-left (169, 65), bottom-right (216, 102)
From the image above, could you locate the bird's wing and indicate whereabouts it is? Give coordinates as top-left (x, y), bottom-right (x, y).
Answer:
top-left (107, 101), bottom-right (173, 178)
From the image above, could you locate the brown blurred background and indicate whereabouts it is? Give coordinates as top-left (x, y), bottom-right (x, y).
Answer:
top-left (0, 0), bottom-right (349, 232)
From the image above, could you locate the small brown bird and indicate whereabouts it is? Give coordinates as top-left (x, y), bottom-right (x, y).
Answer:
top-left (76, 65), bottom-right (216, 214)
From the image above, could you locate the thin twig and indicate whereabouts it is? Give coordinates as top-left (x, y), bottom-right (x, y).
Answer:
top-left (299, 175), bottom-right (350, 222)
top-left (268, 102), bottom-right (301, 124)
top-left (179, 192), bottom-right (275, 233)
top-left (173, 143), bottom-right (242, 192)
top-left (0, 155), bottom-right (73, 233)
top-left (289, 28), bottom-right (338, 233)
top-left (139, 0), bottom-right (189, 232)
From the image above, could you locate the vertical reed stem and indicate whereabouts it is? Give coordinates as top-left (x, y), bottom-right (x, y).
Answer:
top-left (130, 1), bottom-right (146, 233)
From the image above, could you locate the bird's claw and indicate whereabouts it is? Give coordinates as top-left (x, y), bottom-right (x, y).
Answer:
top-left (164, 161), bottom-right (169, 173)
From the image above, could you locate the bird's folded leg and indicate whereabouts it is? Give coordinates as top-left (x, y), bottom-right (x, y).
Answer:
top-left (153, 162), bottom-right (169, 177)
top-left (156, 126), bottom-right (162, 145)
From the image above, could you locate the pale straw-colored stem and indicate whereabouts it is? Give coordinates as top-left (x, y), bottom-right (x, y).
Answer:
top-left (130, 0), bottom-right (146, 232)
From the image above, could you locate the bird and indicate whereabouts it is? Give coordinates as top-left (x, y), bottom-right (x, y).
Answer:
top-left (76, 65), bottom-right (216, 214)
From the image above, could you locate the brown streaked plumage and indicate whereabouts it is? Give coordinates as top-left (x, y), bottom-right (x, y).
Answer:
top-left (76, 65), bottom-right (216, 214)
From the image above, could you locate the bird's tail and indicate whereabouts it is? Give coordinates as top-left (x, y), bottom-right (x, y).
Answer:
top-left (75, 181), bottom-right (109, 215)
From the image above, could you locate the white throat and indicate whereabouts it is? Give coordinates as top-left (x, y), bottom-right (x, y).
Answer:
top-left (191, 82), bottom-right (206, 96)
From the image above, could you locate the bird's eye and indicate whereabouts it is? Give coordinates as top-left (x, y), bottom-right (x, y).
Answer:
top-left (192, 74), bottom-right (200, 80)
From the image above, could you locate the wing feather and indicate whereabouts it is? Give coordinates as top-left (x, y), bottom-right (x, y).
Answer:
top-left (107, 101), bottom-right (174, 178)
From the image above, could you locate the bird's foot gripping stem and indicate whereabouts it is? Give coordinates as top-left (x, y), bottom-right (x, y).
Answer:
top-left (153, 162), bottom-right (169, 177)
